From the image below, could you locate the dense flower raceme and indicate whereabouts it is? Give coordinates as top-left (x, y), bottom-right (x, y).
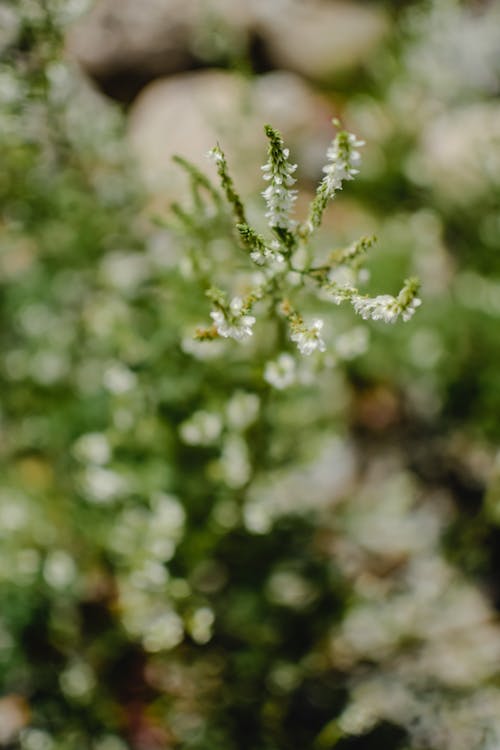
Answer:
top-left (306, 127), bottom-right (365, 235)
top-left (195, 122), bottom-right (420, 382)
top-left (352, 278), bottom-right (422, 324)
top-left (261, 124), bottom-right (298, 231)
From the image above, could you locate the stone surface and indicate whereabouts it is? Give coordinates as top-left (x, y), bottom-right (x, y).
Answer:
top-left (408, 102), bottom-right (500, 206)
top-left (255, 0), bottom-right (389, 82)
top-left (67, 0), bottom-right (389, 101)
top-left (66, 0), bottom-right (254, 101)
top-left (127, 68), bottom-right (335, 200)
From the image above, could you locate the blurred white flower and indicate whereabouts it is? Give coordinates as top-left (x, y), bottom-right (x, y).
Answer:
top-left (322, 130), bottom-right (364, 194)
top-left (210, 297), bottom-right (256, 341)
top-left (188, 607), bottom-right (215, 644)
top-left (43, 550), bottom-right (77, 590)
top-left (179, 410), bottom-right (222, 446)
top-left (336, 327), bottom-right (369, 360)
top-left (59, 660), bottom-right (96, 701)
top-left (290, 318), bottom-right (326, 355)
top-left (261, 127), bottom-right (298, 230)
top-left (82, 466), bottom-right (126, 503)
top-left (352, 280), bottom-right (421, 323)
top-left (264, 353), bottom-right (297, 389)
top-left (250, 238), bottom-right (285, 266)
top-left (142, 611), bottom-right (184, 652)
top-left (72, 432), bottom-right (111, 465)
top-left (226, 391), bottom-right (260, 430)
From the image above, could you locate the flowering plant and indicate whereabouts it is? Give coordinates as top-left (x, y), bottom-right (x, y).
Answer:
top-left (187, 121), bottom-right (421, 386)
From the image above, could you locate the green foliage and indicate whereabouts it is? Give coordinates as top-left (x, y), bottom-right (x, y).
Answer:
top-left (1, 2), bottom-right (500, 750)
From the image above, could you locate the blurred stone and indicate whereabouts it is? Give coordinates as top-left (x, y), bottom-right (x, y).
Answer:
top-left (128, 69), bottom-right (334, 200)
top-left (408, 102), bottom-right (500, 206)
top-left (255, 0), bottom-right (389, 82)
top-left (67, 0), bottom-right (389, 102)
top-left (0, 695), bottom-right (30, 744)
top-left (66, 0), bottom-right (254, 101)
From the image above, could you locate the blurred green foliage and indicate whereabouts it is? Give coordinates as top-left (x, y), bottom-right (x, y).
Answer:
top-left (1, 1), bottom-right (500, 750)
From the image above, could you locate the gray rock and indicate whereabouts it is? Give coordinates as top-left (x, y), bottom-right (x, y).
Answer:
top-left (255, 0), bottom-right (389, 81)
top-left (127, 69), bottom-right (335, 199)
top-left (67, 0), bottom-right (389, 101)
top-left (66, 0), bottom-right (254, 100)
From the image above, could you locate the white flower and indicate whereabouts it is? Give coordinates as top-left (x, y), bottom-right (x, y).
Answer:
top-left (226, 392), bottom-right (260, 430)
top-left (306, 128), bottom-right (365, 233)
top-left (336, 326), bottom-right (370, 360)
top-left (322, 131), bottom-right (364, 196)
top-left (264, 353), bottom-right (297, 389)
top-left (250, 239), bottom-right (285, 266)
top-left (401, 296), bottom-right (422, 321)
top-left (179, 410), bottom-right (222, 446)
top-left (290, 319), bottom-right (326, 356)
top-left (82, 466), bottom-right (126, 503)
top-left (353, 294), bottom-right (400, 323)
top-left (262, 180), bottom-right (297, 230)
top-left (142, 611), bottom-right (184, 652)
top-left (206, 146), bottom-right (223, 164)
top-left (352, 291), bottom-right (422, 324)
top-left (261, 131), bottom-right (298, 230)
top-left (219, 434), bottom-right (251, 488)
top-left (72, 432), bottom-right (111, 465)
top-left (210, 296), bottom-right (256, 341)
top-left (43, 550), bottom-right (77, 589)
top-left (102, 363), bottom-right (137, 394)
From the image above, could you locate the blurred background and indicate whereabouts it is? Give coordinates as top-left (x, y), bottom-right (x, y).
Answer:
top-left (1, 0), bottom-right (500, 748)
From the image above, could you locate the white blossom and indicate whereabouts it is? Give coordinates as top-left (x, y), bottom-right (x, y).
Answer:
top-left (261, 128), bottom-right (298, 230)
top-left (306, 128), bottom-right (365, 233)
top-left (59, 660), bottom-right (96, 701)
top-left (264, 353), bottom-right (297, 389)
top-left (179, 410), bottom-right (222, 446)
top-left (352, 293), bottom-right (421, 323)
top-left (206, 146), bottom-right (223, 164)
top-left (43, 550), bottom-right (77, 589)
top-left (142, 611), bottom-right (184, 652)
top-left (352, 294), bottom-right (400, 323)
top-left (81, 466), bottom-right (126, 503)
top-left (322, 131), bottom-right (364, 195)
top-left (336, 326), bottom-right (370, 360)
top-left (210, 296), bottom-right (256, 341)
top-left (226, 392), bottom-right (260, 430)
top-left (250, 239), bottom-right (285, 266)
top-left (290, 319), bottom-right (326, 356)
top-left (218, 434), bottom-right (251, 488)
top-left (188, 607), bottom-right (215, 644)
top-left (401, 296), bottom-right (422, 321)
top-left (72, 432), bottom-right (111, 465)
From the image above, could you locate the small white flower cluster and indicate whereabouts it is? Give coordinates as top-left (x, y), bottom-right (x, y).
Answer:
top-left (305, 126), bottom-right (365, 234)
top-left (264, 353), bottom-right (297, 389)
top-left (107, 493), bottom-right (187, 652)
top-left (179, 410), bottom-right (222, 446)
top-left (290, 319), bottom-right (326, 356)
top-left (206, 146), bottom-right (223, 164)
top-left (226, 391), bottom-right (260, 430)
top-left (335, 326), bottom-right (370, 360)
top-left (352, 292), bottom-right (421, 324)
top-left (210, 297), bottom-right (256, 341)
top-left (322, 130), bottom-right (364, 196)
top-left (250, 239), bottom-right (285, 266)
top-left (261, 127), bottom-right (298, 230)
